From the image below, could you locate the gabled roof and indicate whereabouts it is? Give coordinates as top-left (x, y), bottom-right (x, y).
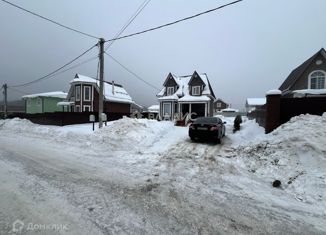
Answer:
top-left (157, 72), bottom-right (216, 101)
top-left (22, 91), bottom-right (67, 99)
top-left (279, 48), bottom-right (326, 91)
top-left (70, 74), bottom-right (133, 104)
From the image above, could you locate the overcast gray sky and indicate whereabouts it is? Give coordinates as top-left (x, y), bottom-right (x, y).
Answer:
top-left (1, 0), bottom-right (326, 109)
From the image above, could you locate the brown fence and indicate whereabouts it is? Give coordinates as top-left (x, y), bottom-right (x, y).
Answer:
top-left (247, 105), bottom-right (266, 128)
top-left (248, 94), bottom-right (326, 133)
top-left (7, 112), bottom-right (130, 126)
top-left (280, 97), bottom-right (326, 124)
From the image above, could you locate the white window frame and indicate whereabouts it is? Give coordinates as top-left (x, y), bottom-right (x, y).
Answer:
top-left (163, 103), bottom-right (172, 118)
top-left (75, 105), bottom-right (80, 112)
top-left (83, 105), bottom-right (91, 112)
top-left (166, 87), bottom-right (175, 96)
top-left (75, 85), bottom-right (81, 101)
top-left (216, 102), bottom-right (221, 108)
top-left (192, 86), bottom-right (201, 95)
top-left (83, 86), bottom-right (91, 101)
top-left (308, 70), bottom-right (326, 89)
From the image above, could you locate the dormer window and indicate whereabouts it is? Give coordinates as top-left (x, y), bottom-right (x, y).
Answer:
top-left (309, 71), bottom-right (325, 89)
top-left (192, 86), bottom-right (201, 95)
top-left (167, 87), bottom-right (175, 95)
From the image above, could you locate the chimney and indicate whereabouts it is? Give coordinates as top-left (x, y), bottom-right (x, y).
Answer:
top-left (112, 80), bottom-right (115, 94)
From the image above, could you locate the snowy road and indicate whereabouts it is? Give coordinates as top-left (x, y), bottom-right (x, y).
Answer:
top-left (0, 117), bottom-right (325, 234)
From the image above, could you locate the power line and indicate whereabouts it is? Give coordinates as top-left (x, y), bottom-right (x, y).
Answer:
top-left (0, 0), bottom-right (99, 40)
top-left (9, 44), bottom-right (97, 88)
top-left (106, 0), bottom-right (243, 42)
top-left (105, 0), bottom-right (151, 51)
top-left (7, 87), bottom-right (29, 95)
top-left (40, 56), bottom-right (98, 81)
top-left (105, 52), bottom-right (160, 91)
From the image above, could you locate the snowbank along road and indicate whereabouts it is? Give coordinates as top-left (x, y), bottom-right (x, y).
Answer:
top-left (0, 115), bottom-right (325, 235)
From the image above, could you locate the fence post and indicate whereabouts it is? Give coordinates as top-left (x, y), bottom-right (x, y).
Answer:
top-left (265, 90), bottom-right (282, 134)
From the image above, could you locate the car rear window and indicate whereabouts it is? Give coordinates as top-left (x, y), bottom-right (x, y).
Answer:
top-left (194, 117), bottom-right (221, 124)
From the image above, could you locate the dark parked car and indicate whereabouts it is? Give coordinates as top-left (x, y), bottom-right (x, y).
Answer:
top-left (189, 117), bottom-right (226, 143)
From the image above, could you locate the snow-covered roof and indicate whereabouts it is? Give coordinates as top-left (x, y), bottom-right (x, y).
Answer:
top-left (246, 98), bottom-right (266, 106)
top-left (266, 89), bottom-right (282, 95)
top-left (57, 101), bottom-right (74, 106)
top-left (147, 105), bottom-right (159, 112)
top-left (157, 73), bottom-right (213, 102)
top-left (221, 108), bottom-right (239, 112)
top-left (293, 88), bottom-right (326, 95)
top-left (70, 74), bottom-right (133, 104)
top-left (179, 95), bottom-right (210, 102)
top-left (22, 91), bottom-right (67, 99)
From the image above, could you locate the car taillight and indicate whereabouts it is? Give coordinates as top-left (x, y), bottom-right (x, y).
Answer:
top-left (210, 125), bottom-right (219, 131)
top-left (189, 124), bottom-right (195, 130)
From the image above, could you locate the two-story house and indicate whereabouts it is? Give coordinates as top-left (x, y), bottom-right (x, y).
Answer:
top-left (64, 74), bottom-right (133, 113)
top-left (279, 48), bottom-right (326, 97)
top-left (156, 71), bottom-right (216, 120)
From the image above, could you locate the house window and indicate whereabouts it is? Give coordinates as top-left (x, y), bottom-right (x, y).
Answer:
top-left (75, 86), bottom-right (81, 101)
top-left (75, 105), bottom-right (80, 112)
top-left (167, 87), bottom-right (174, 96)
top-left (84, 86), bottom-right (91, 101)
top-left (309, 71), bottom-right (325, 89)
top-left (192, 86), bottom-right (201, 95)
top-left (216, 102), bottom-right (221, 108)
top-left (27, 99), bottom-right (31, 106)
top-left (83, 105), bottom-right (91, 112)
top-left (163, 103), bottom-right (172, 118)
top-left (36, 98), bottom-right (42, 106)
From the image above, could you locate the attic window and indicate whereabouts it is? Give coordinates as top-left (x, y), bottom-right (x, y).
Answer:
top-left (192, 86), bottom-right (201, 95)
top-left (309, 71), bottom-right (325, 89)
top-left (167, 87), bottom-right (175, 95)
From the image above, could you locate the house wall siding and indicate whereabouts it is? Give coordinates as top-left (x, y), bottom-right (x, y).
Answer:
top-left (291, 54), bottom-right (326, 90)
top-left (189, 76), bottom-right (205, 96)
top-left (43, 97), bottom-right (65, 113)
top-left (104, 102), bottom-right (131, 113)
top-left (26, 97), bottom-right (43, 114)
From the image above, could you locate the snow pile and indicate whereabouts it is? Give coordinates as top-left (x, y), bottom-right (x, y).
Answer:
top-left (0, 117), bottom-right (181, 151)
top-left (95, 117), bottom-right (179, 150)
top-left (237, 113), bottom-right (326, 207)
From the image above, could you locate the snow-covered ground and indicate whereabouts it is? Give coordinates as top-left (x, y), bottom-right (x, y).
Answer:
top-left (0, 115), bottom-right (325, 234)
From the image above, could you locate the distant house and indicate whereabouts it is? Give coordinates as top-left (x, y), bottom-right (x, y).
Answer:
top-left (63, 74), bottom-right (133, 113)
top-left (214, 98), bottom-right (229, 112)
top-left (279, 48), bottom-right (326, 97)
top-left (147, 105), bottom-right (159, 113)
top-left (130, 103), bottom-right (144, 114)
top-left (156, 71), bottom-right (216, 120)
top-left (246, 98), bottom-right (266, 112)
top-left (22, 91), bottom-right (67, 114)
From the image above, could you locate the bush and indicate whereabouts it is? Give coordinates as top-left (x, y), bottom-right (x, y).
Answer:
top-left (233, 115), bottom-right (242, 132)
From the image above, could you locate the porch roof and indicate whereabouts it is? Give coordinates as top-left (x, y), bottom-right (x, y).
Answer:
top-left (178, 95), bottom-right (210, 102)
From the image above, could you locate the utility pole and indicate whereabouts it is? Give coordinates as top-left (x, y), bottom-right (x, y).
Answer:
top-left (3, 84), bottom-right (8, 118)
top-left (98, 38), bottom-right (105, 128)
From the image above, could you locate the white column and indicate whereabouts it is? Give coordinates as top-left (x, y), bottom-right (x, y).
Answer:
top-left (205, 102), bottom-right (207, 117)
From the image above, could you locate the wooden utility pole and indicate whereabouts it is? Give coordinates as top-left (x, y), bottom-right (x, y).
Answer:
top-left (3, 84), bottom-right (8, 118)
top-left (98, 38), bottom-right (105, 128)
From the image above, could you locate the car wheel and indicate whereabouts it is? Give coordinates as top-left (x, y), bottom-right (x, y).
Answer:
top-left (216, 138), bottom-right (221, 144)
